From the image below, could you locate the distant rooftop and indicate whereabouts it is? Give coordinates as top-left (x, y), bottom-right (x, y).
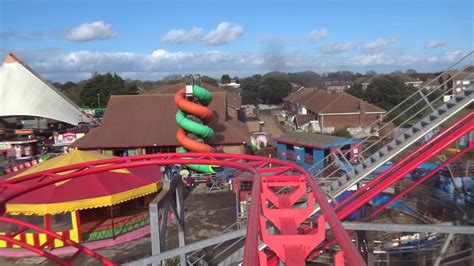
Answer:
top-left (274, 132), bottom-right (359, 148)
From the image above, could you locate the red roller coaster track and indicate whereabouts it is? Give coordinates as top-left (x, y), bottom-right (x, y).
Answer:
top-left (0, 111), bottom-right (471, 265)
top-left (0, 153), bottom-right (364, 265)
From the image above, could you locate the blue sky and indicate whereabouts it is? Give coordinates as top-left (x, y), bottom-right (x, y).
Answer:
top-left (0, 0), bottom-right (472, 81)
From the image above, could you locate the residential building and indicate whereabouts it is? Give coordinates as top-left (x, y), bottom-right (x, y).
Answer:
top-left (357, 74), bottom-right (423, 90)
top-left (452, 71), bottom-right (474, 94)
top-left (324, 80), bottom-right (351, 92)
top-left (283, 88), bottom-right (385, 135)
top-left (219, 80), bottom-right (240, 89)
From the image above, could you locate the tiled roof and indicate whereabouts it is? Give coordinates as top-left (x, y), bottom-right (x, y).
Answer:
top-left (275, 132), bottom-right (359, 148)
top-left (294, 114), bottom-right (312, 127)
top-left (285, 88), bottom-right (385, 114)
top-left (73, 93), bottom-right (249, 149)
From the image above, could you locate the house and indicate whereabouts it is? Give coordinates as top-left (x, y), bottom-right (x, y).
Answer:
top-left (274, 132), bottom-right (361, 174)
top-left (434, 68), bottom-right (474, 97)
top-left (72, 91), bottom-right (250, 155)
top-left (452, 71), bottom-right (474, 94)
top-left (283, 88), bottom-right (385, 135)
top-left (219, 80), bottom-right (240, 89)
top-left (324, 80), bottom-right (352, 92)
top-left (422, 78), bottom-right (442, 91)
top-left (357, 74), bottom-right (423, 90)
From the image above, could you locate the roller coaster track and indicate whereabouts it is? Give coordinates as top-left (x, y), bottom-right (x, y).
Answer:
top-left (1, 109), bottom-right (471, 265)
top-left (0, 153), bottom-right (365, 265)
top-left (0, 216), bottom-right (115, 266)
top-left (303, 111), bottom-right (474, 262)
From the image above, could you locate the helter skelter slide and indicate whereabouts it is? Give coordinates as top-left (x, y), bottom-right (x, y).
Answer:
top-left (174, 75), bottom-right (216, 173)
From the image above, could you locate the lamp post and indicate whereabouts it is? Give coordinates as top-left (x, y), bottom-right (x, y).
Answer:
top-left (97, 93), bottom-right (100, 108)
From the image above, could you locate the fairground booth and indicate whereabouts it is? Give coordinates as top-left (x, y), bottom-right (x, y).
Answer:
top-left (0, 150), bottom-right (162, 254)
top-left (274, 132), bottom-right (361, 174)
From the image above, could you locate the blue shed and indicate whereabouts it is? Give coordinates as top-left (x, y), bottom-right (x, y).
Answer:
top-left (274, 132), bottom-right (361, 174)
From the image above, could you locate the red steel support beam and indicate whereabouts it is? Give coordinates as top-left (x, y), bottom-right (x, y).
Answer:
top-left (337, 113), bottom-right (473, 220)
top-left (0, 235), bottom-right (67, 265)
top-left (0, 216), bottom-right (115, 265)
top-left (335, 111), bottom-right (474, 212)
top-left (305, 173), bottom-right (367, 265)
top-left (371, 142), bottom-right (473, 217)
top-left (0, 153), bottom-right (363, 265)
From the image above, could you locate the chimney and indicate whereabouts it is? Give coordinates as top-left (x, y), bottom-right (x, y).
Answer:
top-left (359, 101), bottom-right (366, 126)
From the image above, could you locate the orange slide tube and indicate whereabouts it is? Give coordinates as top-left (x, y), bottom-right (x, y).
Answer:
top-left (174, 88), bottom-right (213, 123)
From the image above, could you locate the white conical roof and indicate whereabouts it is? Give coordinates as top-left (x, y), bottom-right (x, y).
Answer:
top-left (0, 53), bottom-right (92, 125)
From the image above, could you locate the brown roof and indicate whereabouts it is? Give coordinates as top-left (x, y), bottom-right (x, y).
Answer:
top-left (319, 92), bottom-right (386, 114)
top-left (275, 132), bottom-right (357, 148)
top-left (73, 93), bottom-right (249, 149)
top-left (285, 88), bottom-right (385, 114)
top-left (226, 91), bottom-right (242, 109)
top-left (294, 114), bottom-right (312, 127)
top-left (144, 82), bottom-right (242, 110)
top-left (283, 87), bottom-right (316, 103)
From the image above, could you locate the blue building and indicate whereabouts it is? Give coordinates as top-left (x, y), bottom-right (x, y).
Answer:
top-left (274, 132), bottom-right (361, 174)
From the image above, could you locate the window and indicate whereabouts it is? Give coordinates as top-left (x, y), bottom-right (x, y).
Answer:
top-left (286, 150), bottom-right (294, 160)
top-left (304, 148), bottom-right (313, 164)
top-left (0, 214), bottom-right (45, 233)
top-left (50, 213), bottom-right (72, 232)
top-left (285, 144), bottom-right (294, 160)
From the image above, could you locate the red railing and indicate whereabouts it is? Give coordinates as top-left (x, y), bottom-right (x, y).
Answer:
top-left (0, 153), bottom-right (363, 265)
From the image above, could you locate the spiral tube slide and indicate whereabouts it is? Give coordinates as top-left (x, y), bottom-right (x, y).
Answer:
top-left (175, 85), bottom-right (216, 173)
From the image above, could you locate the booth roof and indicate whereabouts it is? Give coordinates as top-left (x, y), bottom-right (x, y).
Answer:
top-left (5, 150), bottom-right (163, 215)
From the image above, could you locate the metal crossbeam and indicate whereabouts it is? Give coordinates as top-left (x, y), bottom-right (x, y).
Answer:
top-left (124, 229), bottom-right (246, 265)
top-left (338, 222), bottom-right (474, 235)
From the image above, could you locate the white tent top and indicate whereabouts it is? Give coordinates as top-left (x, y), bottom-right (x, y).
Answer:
top-left (0, 53), bottom-right (93, 125)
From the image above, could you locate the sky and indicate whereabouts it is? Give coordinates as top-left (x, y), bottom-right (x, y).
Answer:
top-left (0, 0), bottom-right (473, 82)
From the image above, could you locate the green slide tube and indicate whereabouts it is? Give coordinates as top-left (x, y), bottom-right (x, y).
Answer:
top-left (177, 147), bottom-right (215, 173)
top-left (175, 83), bottom-right (216, 174)
top-left (175, 110), bottom-right (215, 140)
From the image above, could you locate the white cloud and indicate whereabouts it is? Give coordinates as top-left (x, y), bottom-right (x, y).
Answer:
top-left (65, 21), bottom-right (116, 42)
top-left (306, 28), bottom-right (328, 41)
top-left (151, 49), bottom-right (191, 61)
top-left (364, 38), bottom-right (394, 53)
top-left (203, 22), bottom-right (243, 45)
top-left (2, 49), bottom-right (466, 82)
top-left (160, 27), bottom-right (203, 44)
top-left (320, 42), bottom-right (355, 54)
top-left (424, 40), bottom-right (448, 49)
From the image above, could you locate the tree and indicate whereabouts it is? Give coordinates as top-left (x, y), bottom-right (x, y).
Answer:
top-left (346, 83), bottom-right (366, 100)
top-left (161, 74), bottom-right (183, 84)
top-left (258, 75), bottom-right (291, 104)
top-left (54, 81), bottom-right (82, 105)
top-left (334, 127), bottom-right (351, 138)
top-left (240, 75), bottom-right (262, 104)
top-left (80, 73), bottom-right (138, 107)
top-left (365, 70), bottom-right (377, 76)
top-left (221, 74), bottom-right (231, 84)
top-left (365, 75), bottom-right (421, 126)
top-left (201, 75), bottom-right (219, 87)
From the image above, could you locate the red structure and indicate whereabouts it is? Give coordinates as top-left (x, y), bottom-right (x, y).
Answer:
top-left (0, 153), bottom-right (364, 265)
top-left (0, 111), bottom-right (472, 265)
